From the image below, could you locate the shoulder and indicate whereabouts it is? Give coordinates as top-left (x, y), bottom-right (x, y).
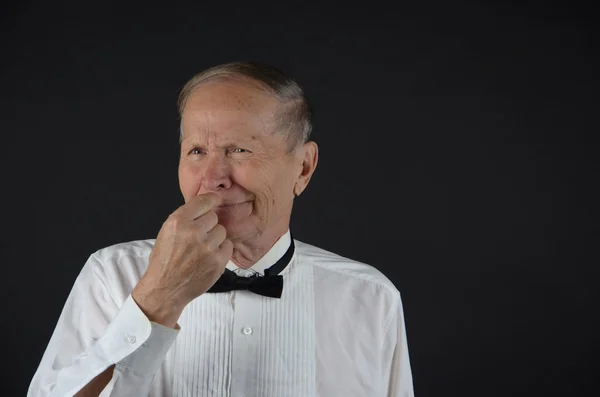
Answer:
top-left (81, 239), bottom-right (157, 300)
top-left (91, 239), bottom-right (156, 264)
top-left (294, 239), bottom-right (400, 297)
top-left (294, 238), bottom-right (403, 335)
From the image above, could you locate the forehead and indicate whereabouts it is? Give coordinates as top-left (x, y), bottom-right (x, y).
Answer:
top-left (182, 79), bottom-right (278, 128)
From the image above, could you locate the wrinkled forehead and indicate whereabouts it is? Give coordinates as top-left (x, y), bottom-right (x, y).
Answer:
top-left (180, 79), bottom-right (280, 141)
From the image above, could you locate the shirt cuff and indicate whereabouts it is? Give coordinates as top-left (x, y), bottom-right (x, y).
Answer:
top-left (117, 317), bottom-right (180, 375)
top-left (98, 294), bottom-right (180, 375)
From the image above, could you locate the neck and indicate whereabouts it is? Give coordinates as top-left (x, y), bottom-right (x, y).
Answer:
top-left (230, 224), bottom-right (289, 269)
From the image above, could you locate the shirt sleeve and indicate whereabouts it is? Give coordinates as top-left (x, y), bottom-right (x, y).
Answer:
top-left (382, 293), bottom-right (415, 397)
top-left (27, 253), bottom-right (179, 397)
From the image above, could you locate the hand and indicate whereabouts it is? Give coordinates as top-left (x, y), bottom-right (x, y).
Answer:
top-left (132, 193), bottom-right (233, 327)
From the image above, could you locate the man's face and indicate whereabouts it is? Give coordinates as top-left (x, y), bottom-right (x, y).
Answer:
top-left (179, 79), bottom-right (301, 242)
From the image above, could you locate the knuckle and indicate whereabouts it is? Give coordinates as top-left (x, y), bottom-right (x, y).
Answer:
top-left (167, 212), bottom-right (182, 223)
top-left (164, 214), bottom-right (181, 229)
top-left (198, 241), bottom-right (213, 254)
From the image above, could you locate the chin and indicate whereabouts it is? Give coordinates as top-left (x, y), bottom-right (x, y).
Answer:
top-left (220, 219), bottom-right (252, 241)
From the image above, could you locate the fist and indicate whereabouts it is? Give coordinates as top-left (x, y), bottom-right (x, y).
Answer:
top-left (132, 193), bottom-right (233, 327)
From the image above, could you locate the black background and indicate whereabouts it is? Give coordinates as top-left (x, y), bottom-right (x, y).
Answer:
top-left (2, 1), bottom-right (598, 396)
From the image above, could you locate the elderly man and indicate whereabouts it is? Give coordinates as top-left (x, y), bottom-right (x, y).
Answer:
top-left (28, 61), bottom-right (414, 397)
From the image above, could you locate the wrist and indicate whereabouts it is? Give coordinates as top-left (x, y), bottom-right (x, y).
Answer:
top-left (131, 282), bottom-right (185, 329)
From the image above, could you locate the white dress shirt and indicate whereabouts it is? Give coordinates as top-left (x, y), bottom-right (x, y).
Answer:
top-left (28, 230), bottom-right (414, 397)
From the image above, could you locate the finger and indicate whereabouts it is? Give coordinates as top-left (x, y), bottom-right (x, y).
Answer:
top-left (205, 224), bottom-right (227, 250)
top-left (180, 193), bottom-right (222, 220)
top-left (218, 238), bottom-right (234, 257)
top-left (193, 210), bottom-right (219, 234)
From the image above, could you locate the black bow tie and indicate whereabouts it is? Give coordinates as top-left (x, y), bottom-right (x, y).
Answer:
top-left (207, 270), bottom-right (283, 298)
top-left (206, 237), bottom-right (294, 299)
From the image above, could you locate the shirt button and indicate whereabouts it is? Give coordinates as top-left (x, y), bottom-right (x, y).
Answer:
top-left (126, 334), bottom-right (136, 344)
top-left (242, 327), bottom-right (253, 335)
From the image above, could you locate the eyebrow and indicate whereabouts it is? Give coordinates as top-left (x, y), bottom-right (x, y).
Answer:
top-left (182, 137), bottom-right (260, 148)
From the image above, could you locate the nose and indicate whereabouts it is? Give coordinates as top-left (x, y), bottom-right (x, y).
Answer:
top-left (202, 154), bottom-right (232, 191)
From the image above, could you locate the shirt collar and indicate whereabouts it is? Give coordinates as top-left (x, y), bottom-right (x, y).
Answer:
top-left (225, 230), bottom-right (292, 276)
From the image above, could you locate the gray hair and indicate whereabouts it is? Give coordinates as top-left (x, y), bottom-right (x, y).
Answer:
top-left (177, 61), bottom-right (312, 151)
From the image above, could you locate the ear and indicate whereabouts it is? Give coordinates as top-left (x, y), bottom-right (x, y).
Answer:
top-left (293, 141), bottom-right (318, 197)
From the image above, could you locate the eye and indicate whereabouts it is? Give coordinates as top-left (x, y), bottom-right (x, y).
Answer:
top-left (229, 148), bottom-right (250, 154)
top-left (189, 147), bottom-right (204, 155)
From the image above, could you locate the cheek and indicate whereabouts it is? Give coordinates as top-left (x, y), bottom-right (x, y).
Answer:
top-left (178, 164), bottom-right (202, 200)
top-left (234, 164), bottom-right (274, 204)
top-left (234, 166), bottom-right (266, 197)
top-left (243, 164), bottom-right (294, 210)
